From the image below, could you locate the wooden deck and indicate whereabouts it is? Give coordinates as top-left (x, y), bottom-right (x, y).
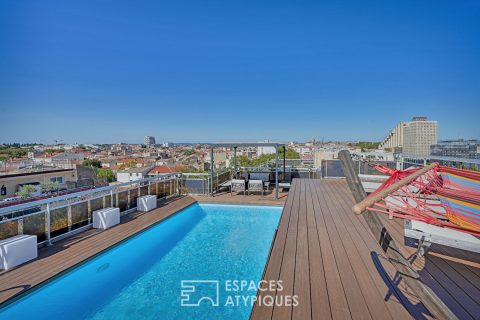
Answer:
top-left (250, 179), bottom-right (480, 320)
top-left (0, 196), bottom-right (196, 305)
top-left (378, 211), bottom-right (480, 320)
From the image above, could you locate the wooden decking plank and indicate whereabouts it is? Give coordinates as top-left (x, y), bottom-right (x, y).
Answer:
top-left (292, 180), bottom-right (312, 320)
top-left (352, 207), bottom-right (429, 315)
top-left (310, 181), bottom-right (353, 320)
top-left (431, 248), bottom-right (480, 290)
top-left (305, 180), bottom-right (331, 320)
top-left (271, 178), bottom-right (301, 320)
top-left (326, 180), bottom-right (411, 320)
top-left (427, 254), bottom-right (480, 305)
top-left (379, 215), bottom-right (476, 319)
top-left (250, 180), bottom-right (297, 320)
top-left (314, 181), bottom-right (372, 320)
top-left (334, 180), bottom-right (429, 316)
top-left (336, 181), bottom-right (433, 319)
top-left (435, 246), bottom-right (480, 279)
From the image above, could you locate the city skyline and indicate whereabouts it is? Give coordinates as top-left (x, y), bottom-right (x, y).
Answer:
top-left (2, 1), bottom-right (480, 143)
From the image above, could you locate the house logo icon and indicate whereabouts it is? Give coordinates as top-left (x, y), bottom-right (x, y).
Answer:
top-left (180, 280), bottom-right (220, 307)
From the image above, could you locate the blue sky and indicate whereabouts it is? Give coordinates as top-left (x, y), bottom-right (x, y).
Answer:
top-left (1, 0), bottom-right (479, 144)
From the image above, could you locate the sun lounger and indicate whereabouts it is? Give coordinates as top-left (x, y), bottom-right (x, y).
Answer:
top-left (231, 179), bottom-right (246, 196)
top-left (248, 180), bottom-right (264, 195)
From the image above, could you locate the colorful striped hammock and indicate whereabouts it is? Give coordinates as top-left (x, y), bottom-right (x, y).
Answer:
top-left (366, 164), bottom-right (480, 236)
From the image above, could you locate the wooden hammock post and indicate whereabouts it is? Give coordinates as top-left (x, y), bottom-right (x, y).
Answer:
top-left (338, 150), bottom-right (458, 320)
top-left (352, 162), bottom-right (438, 214)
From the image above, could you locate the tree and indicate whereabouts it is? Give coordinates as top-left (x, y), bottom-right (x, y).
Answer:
top-left (41, 182), bottom-right (61, 193)
top-left (83, 158), bottom-right (102, 168)
top-left (15, 185), bottom-right (37, 198)
top-left (97, 168), bottom-right (116, 182)
top-left (355, 141), bottom-right (380, 150)
top-left (282, 148), bottom-right (300, 159)
top-left (235, 148), bottom-right (300, 167)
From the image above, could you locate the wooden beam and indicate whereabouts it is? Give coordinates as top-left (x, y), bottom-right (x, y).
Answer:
top-left (338, 150), bottom-right (458, 320)
top-left (352, 163), bottom-right (438, 214)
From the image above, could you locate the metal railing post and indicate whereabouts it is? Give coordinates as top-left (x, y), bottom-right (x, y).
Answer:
top-left (68, 205), bottom-right (72, 231)
top-left (46, 204), bottom-right (52, 246)
top-left (18, 218), bottom-right (24, 235)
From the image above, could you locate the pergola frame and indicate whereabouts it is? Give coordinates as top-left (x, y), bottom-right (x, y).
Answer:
top-left (207, 142), bottom-right (286, 199)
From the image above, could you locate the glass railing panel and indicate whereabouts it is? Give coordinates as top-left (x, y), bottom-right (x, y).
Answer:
top-left (71, 202), bottom-right (89, 229)
top-left (118, 191), bottom-right (128, 211)
top-left (23, 213), bottom-right (46, 242)
top-left (129, 188), bottom-right (139, 209)
top-left (90, 197), bottom-right (104, 212)
top-left (50, 207), bottom-right (69, 237)
top-left (0, 220), bottom-right (18, 241)
top-left (104, 195), bottom-right (113, 207)
top-left (140, 185), bottom-right (149, 197)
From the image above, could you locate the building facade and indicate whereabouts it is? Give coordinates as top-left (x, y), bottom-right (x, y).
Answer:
top-left (0, 169), bottom-right (77, 200)
top-left (144, 136), bottom-right (156, 147)
top-left (431, 139), bottom-right (480, 159)
top-left (379, 117), bottom-right (437, 155)
top-left (378, 122), bottom-right (407, 151)
top-left (403, 117), bottom-right (438, 155)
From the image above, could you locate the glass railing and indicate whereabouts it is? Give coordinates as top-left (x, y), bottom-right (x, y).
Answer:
top-left (0, 174), bottom-right (182, 246)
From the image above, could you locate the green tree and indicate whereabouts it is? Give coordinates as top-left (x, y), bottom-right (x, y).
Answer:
top-left (236, 148), bottom-right (300, 167)
top-left (41, 182), bottom-right (61, 193)
top-left (355, 141), bottom-right (380, 150)
top-left (83, 158), bottom-right (102, 168)
top-left (283, 148), bottom-right (300, 159)
top-left (15, 185), bottom-right (37, 198)
top-left (44, 148), bottom-right (64, 155)
top-left (97, 168), bottom-right (116, 182)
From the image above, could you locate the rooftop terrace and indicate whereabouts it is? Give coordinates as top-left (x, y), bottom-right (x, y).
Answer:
top-left (0, 177), bottom-right (478, 319)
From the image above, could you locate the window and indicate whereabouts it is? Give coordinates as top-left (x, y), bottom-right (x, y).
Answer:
top-left (50, 176), bottom-right (64, 184)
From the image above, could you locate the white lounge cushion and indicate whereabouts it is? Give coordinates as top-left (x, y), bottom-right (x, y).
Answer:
top-left (93, 207), bottom-right (120, 230)
top-left (137, 195), bottom-right (157, 212)
top-left (0, 235), bottom-right (38, 270)
top-left (248, 180), bottom-right (263, 190)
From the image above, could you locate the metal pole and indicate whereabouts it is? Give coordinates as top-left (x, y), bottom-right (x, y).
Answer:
top-left (210, 146), bottom-right (214, 197)
top-left (233, 147), bottom-right (237, 178)
top-left (275, 146), bottom-right (279, 199)
top-left (46, 203), bottom-right (52, 246)
top-left (283, 145), bottom-right (286, 181)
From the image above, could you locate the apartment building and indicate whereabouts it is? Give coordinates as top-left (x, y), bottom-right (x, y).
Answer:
top-left (403, 117), bottom-right (438, 155)
top-left (379, 117), bottom-right (437, 155)
top-left (378, 122), bottom-right (407, 150)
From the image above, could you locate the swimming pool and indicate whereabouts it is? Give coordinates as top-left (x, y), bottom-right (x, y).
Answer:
top-left (0, 203), bottom-right (282, 320)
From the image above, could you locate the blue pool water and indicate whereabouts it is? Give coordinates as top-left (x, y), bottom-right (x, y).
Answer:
top-left (0, 203), bottom-right (281, 320)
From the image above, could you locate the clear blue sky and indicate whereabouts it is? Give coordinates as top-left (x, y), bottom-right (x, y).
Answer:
top-left (1, 0), bottom-right (479, 144)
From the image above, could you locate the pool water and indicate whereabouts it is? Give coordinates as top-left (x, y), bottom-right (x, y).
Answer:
top-left (0, 203), bottom-right (281, 320)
